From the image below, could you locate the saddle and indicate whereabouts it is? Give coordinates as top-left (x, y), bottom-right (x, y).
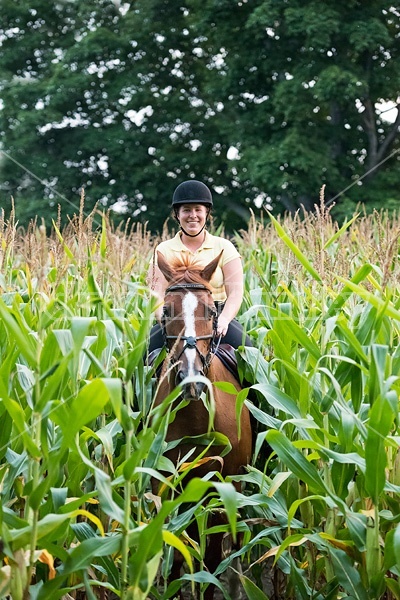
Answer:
top-left (145, 343), bottom-right (240, 383)
top-left (214, 343), bottom-right (239, 382)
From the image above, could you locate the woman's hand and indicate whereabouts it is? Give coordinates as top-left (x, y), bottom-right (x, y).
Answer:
top-left (216, 315), bottom-right (230, 337)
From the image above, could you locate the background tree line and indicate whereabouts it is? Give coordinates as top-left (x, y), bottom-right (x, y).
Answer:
top-left (0, 0), bottom-right (399, 232)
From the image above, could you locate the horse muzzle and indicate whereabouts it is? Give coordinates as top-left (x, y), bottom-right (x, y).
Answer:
top-left (175, 369), bottom-right (207, 400)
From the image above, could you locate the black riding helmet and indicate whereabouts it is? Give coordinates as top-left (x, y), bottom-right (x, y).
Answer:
top-left (172, 180), bottom-right (212, 238)
top-left (172, 180), bottom-right (213, 208)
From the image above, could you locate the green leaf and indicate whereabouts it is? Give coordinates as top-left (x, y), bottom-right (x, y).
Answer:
top-left (64, 534), bottom-right (121, 572)
top-left (52, 221), bottom-right (75, 260)
top-left (287, 495), bottom-right (326, 529)
top-left (129, 502), bottom-right (177, 592)
top-left (394, 525), bottom-right (400, 569)
top-left (213, 482), bottom-right (238, 541)
top-left (265, 430), bottom-right (327, 495)
top-left (11, 513), bottom-right (73, 550)
top-left (121, 429), bottom-right (155, 481)
top-left (336, 276), bottom-right (400, 322)
top-left (0, 298), bottom-right (37, 365)
top-left (100, 213), bottom-right (107, 259)
top-left (213, 381), bottom-right (239, 395)
top-left (268, 212), bottom-right (322, 283)
top-left (35, 356), bottom-right (70, 411)
top-left (75, 443), bottom-right (126, 524)
top-left (365, 396), bottom-right (395, 503)
top-left (368, 344), bottom-right (388, 406)
top-left (51, 378), bottom-right (114, 448)
top-left (94, 468), bottom-right (126, 524)
top-left (269, 306), bottom-right (322, 361)
top-left (325, 263), bottom-right (373, 318)
top-left (384, 526), bottom-right (400, 571)
top-left (235, 387), bottom-right (249, 439)
top-left (335, 315), bottom-right (369, 364)
top-left (323, 213), bottom-right (359, 249)
top-left (71, 316), bottom-right (96, 352)
top-left (181, 570), bottom-right (230, 599)
top-left (1, 396), bottom-right (41, 458)
top-left (244, 400), bottom-right (280, 429)
top-left (239, 574), bottom-right (270, 600)
top-left (252, 383), bottom-right (302, 418)
top-left (237, 346), bottom-right (272, 384)
top-left (345, 511), bottom-right (367, 552)
top-left (71, 521), bottom-right (120, 588)
top-left (38, 535), bottom-right (122, 597)
top-left (0, 408), bottom-right (13, 461)
top-left (328, 547), bottom-right (369, 600)
top-left (162, 530), bottom-right (193, 573)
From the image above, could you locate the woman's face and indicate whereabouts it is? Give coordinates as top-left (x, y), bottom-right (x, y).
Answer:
top-left (177, 203), bottom-right (208, 235)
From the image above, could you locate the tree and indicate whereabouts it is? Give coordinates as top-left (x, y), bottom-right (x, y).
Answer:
top-left (192, 0), bottom-right (400, 215)
top-left (0, 0), bottom-right (249, 231)
top-left (1, 0), bottom-right (399, 230)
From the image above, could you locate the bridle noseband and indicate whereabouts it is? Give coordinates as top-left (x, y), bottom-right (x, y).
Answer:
top-left (161, 283), bottom-right (220, 371)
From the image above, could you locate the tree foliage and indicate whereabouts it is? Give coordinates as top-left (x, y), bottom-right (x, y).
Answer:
top-left (0, 0), bottom-right (399, 230)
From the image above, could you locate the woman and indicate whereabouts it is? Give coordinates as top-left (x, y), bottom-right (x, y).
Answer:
top-left (147, 179), bottom-right (252, 353)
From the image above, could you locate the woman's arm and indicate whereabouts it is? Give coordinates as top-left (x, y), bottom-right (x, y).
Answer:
top-left (218, 257), bottom-right (244, 336)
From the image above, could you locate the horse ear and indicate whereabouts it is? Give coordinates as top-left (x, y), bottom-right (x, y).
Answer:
top-left (200, 250), bottom-right (224, 282)
top-left (157, 252), bottom-right (175, 282)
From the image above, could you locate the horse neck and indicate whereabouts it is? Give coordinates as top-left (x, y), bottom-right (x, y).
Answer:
top-left (207, 356), bottom-right (241, 390)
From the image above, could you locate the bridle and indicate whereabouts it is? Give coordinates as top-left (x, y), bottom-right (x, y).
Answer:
top-left (161, 283), bottom-right (221, 372)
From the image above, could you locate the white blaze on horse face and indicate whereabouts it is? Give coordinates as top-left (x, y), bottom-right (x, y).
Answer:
top-left (183, 292), bottom-right (198, 376)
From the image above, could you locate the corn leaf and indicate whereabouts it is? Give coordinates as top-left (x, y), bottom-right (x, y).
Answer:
top-left (268, 212), bottom-right (322, 283)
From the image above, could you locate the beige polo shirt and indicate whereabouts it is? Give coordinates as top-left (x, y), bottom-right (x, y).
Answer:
top-left (154, 231), bottom-right (241, 302)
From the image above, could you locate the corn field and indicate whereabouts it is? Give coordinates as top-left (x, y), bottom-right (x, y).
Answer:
top-left (0, 202), bottom-right (399, 600)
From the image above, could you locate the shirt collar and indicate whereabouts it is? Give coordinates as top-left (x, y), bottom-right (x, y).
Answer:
top-left (170, 230), bottom-right (213, 251)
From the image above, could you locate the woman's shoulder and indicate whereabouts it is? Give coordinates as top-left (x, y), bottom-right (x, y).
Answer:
top-left (206, 233), bottom-right (240, 261)
top-left (206, 232), bottom-right (234, 247)
top-left (156, 233), bottom-right (181, 252)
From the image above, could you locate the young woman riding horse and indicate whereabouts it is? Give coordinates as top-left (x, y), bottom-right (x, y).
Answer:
top-left (147, 180), bottom-right (253, 599)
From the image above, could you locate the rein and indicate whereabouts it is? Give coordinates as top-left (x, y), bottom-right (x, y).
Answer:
top-left (162, 283), bottom-right (220, 371)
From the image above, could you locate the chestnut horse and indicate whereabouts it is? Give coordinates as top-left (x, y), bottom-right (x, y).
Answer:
top-left (152, 251), bottom-right (253, 600)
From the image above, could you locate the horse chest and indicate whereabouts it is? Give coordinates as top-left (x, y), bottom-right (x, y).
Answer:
top-left (167, 400), bottom-right (211, 439)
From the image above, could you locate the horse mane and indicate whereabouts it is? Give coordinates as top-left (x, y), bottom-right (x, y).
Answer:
top-left (168, 255), bottom-right (212, 291)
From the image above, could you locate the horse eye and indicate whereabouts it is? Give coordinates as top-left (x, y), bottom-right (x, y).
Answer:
top-left (163, 305), bottom-right (170, 318)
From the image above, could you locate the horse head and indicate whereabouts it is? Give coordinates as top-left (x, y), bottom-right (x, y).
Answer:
top-left (157, 251), bottom-right (223, 400)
